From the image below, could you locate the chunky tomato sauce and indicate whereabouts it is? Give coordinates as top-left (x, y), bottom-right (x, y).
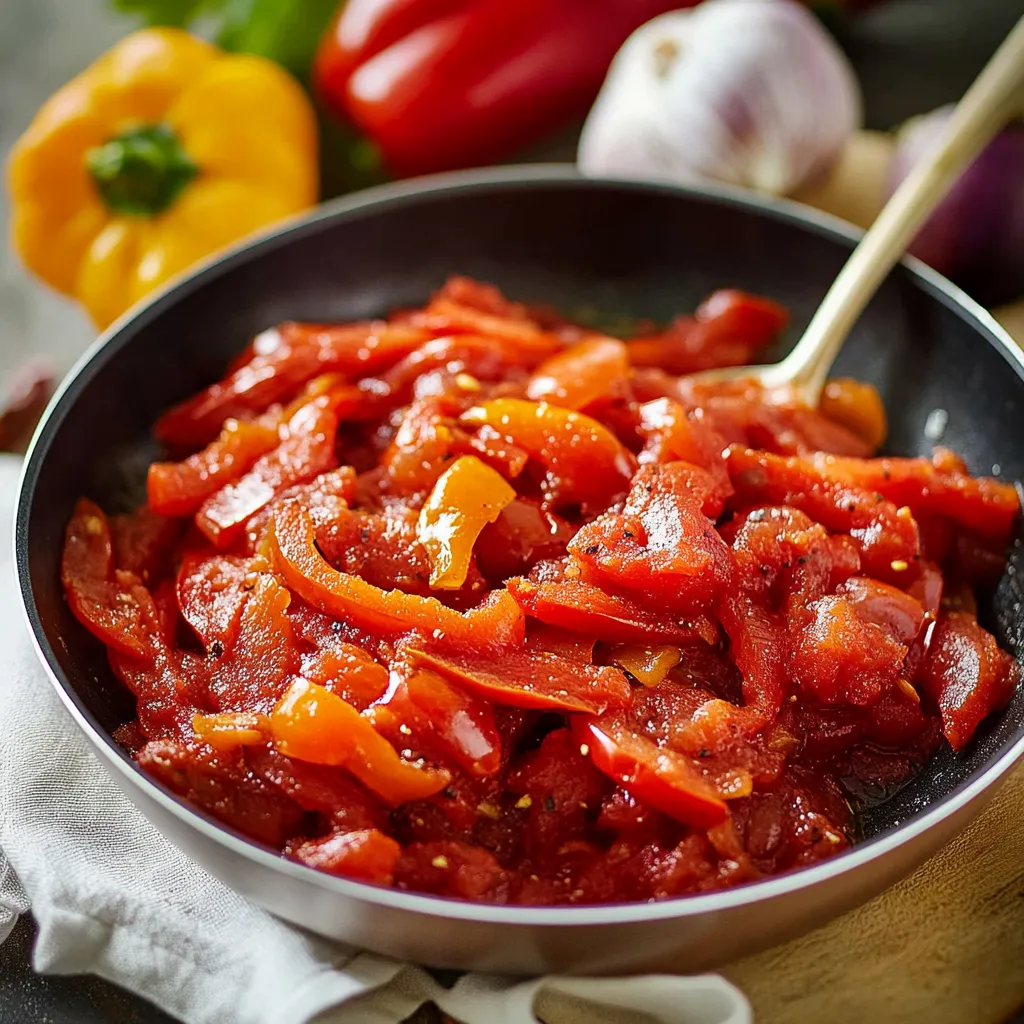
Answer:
top-left (62, 278), bottom-right (1021, 904)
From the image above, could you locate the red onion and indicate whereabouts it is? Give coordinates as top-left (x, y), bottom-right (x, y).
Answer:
top-left (887, 105), bottom-right (1024, 306)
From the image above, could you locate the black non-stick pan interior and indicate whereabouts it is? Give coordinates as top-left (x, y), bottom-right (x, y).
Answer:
top-left (17, 172), bottom-right (1024, 849)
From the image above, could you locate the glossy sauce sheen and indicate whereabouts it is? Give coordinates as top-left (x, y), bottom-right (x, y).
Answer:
top-left (61, 278), bottom-right (1022, 904)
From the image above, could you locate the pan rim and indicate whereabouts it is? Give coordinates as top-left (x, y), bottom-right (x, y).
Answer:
top-left (15, 164), bottom-right (1024, 928)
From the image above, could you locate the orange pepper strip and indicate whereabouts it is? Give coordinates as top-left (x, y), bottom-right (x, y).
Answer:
top-left (192, 711), bottom-right (270, 750)
top-left (460, 398), bottom-right (635, 511)
top-left (270, 678), bottom-right (450, 805)
top-left (526, 336), bottom-right (629, 410)
top-left (417, 455), bottom-right (516, 589)
top-left (607, 645), bottom-right (682, 687)
top-left (271, 503), bottom-right (524, 644)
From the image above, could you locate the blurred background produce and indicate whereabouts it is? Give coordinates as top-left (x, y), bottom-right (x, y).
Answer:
top-left (577, 1), bottom-right (862, 197)
top-left (8, 27), bottom-right (319, 329)
top-left (885, 108), bottom-right (1024, 305)
top-left (2, 0), bottom-right (1024, 1015)
top-left (2, 0), bottom-right (1023, 435)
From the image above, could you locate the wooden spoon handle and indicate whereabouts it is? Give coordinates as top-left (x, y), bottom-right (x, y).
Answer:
top-left (773, 12), bottom-right (1024, 404)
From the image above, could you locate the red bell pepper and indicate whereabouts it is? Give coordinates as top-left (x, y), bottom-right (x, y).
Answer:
top-left (313, 0), bottom-right (694, 176)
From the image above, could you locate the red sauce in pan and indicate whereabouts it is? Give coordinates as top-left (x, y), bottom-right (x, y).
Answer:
top-left (62, 278), bottom-right (1020, 904)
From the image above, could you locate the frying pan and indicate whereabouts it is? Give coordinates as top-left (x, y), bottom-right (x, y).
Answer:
top-left (15, 167), bottom-right (1024, 975)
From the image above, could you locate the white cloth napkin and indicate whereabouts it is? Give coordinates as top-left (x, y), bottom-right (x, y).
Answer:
top-left (0, 455), bottom-right (750, 1024)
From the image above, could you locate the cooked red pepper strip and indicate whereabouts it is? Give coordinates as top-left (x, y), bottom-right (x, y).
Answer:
top-left (156, 321), bottom-right (426, 447)
top-left (919, 611), bottom-right (1020, 750)
top-left (379, 334), bottom-right (536, 406)
top-left (371, 667), bottom-right (504, 777)
top-left (109, 505), bottom-right (183, 583)
top-left (63, 505), bottom-right (196, 736)
top-left (637, 398), bottom-right (732, 516)
top-left (810, 452), bottom-right (1020, 544)
top-left (569, 462), bottom-right (733, 614)
top-left (176, 553), bottom-right (253, 649)
top-left (301, 639), bottom-right (390, 710)
top-left (271, 502), bottom-right (524, 643)
top-left (416, 297), bottom-right (563, 355)
top-left (577, 717), bottom-right (728, 830)
top-left (627, 290), bottom-right (788, 375)
top-left (507, 573), bottom-right (718, 646)
top-left (716, 591), bottom-right (788, 716)
top-left (727, 446), bottom-right (920, 582)
top-left (838, 577), bottom-right (925, 648)
top-left (405, 644), bottom-right (631, 715)
top-left (196, 394), bottom-right (340, 549)
top-left (148, 418), bottom-right (280, 517)
top-left (271, 678), bottom-right (450, 805)
top-left (62, 498), bottom-right (151, 659)
top-left (383, 395), bottom-right (529, 496)
top-left (205, 575), bottom-right (300, 712)
top-left (290, 828), bottom-right (402, 884)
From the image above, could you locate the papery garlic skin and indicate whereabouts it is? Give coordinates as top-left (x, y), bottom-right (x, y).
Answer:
top-left (578, 0), bottom-right (862, 197)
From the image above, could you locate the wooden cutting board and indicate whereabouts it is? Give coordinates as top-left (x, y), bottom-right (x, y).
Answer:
top-left (722, 760), bottom-right (1024, 1024)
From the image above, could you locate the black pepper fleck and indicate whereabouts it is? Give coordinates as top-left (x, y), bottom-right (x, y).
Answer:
top-left (209, 640), bottom-right (225, 658)
top-left (584, 544), bottom-right (600, 555)
top-left (544, 796), bottom-right (556, 812)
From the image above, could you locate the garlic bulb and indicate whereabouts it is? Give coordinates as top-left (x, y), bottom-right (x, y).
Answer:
top-left (578, 0), bottom-right (862, 197)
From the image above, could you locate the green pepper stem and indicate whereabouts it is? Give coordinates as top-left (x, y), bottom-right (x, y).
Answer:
top-left (86, 124), bottom-right (198, 216)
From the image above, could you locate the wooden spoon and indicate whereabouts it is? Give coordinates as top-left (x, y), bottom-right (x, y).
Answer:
top-left (691, 13), bottom-right (1024, 407)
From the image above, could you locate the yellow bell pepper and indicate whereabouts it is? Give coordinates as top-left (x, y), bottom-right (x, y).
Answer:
top-left (7, 28), bottom-right (318, 329)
